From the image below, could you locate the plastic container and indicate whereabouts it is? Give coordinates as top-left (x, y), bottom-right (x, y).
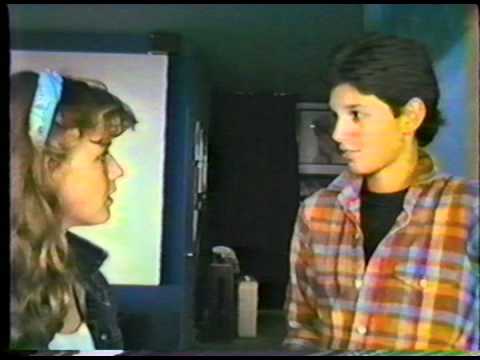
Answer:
top-left (237, 276), bottom-right (258, 337)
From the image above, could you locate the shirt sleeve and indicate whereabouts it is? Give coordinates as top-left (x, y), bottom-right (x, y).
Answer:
top-left (283, 202), bottom-right (322, 351)
top-left (463, 180), bottom-right (479, 350)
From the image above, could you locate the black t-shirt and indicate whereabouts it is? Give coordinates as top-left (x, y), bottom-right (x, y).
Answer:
top-left (360, 184), bottom-right (408, 264)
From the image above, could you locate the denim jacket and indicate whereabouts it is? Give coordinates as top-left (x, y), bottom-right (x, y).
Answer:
top-left (67, 232), bottom-right (123, 350)
top-left (10, 233), bottom-right (123, 353)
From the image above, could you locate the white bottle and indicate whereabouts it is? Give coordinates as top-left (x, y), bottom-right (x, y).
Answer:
top-left (237, 276), bottom-right (258, 337)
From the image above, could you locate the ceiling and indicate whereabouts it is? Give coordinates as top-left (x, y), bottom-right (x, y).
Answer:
top-left (8, 4), bottom-right (365, 100)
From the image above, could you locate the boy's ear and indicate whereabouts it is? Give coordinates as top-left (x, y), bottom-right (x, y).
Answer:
top-left (399, 97), bottom-right (426, 133)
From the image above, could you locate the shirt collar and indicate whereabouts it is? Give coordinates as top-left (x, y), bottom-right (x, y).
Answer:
top-left (66, 232), bottom-right (108, 276)
top-left (328, 149), bottom-right (450, 214)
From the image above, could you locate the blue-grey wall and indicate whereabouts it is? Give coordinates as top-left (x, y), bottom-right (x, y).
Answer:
top-left (364, 4), bottom-right (479, 180)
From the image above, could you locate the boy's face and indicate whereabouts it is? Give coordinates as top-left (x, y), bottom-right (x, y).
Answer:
top-left (329, 83), bottom-right (406, 177)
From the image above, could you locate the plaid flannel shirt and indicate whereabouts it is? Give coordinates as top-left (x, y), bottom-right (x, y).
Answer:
top-left (284, 150), bottom-right (479, 351)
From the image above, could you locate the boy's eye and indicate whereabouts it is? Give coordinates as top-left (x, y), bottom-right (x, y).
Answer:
top-left (351, 110), bottom-right (363, 122)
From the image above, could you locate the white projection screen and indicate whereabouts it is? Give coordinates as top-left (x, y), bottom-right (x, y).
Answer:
top-left (10, 50), bottom-right (168, 285)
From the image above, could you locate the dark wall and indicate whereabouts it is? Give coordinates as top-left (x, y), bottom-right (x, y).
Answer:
top-left (206, 93), bottom-right (300, 309)
top-left (8, 4), bottom-right (365, 102)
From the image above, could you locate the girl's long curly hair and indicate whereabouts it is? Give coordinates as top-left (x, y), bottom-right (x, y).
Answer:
top-left (10, 71), bottom-right (137, 348)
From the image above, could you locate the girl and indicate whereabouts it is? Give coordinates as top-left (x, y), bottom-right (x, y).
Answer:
top-left (10, 70), bottom-right (137, 350)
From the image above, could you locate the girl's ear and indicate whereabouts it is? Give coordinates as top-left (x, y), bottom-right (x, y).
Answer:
top-left (44, 128), bottom-right (81, 184)
top-left (44, 154), bottom-right (65, 187)
top-left (57, 128), bottom-right (81, 148)
top-left (45, 127), bottom-right (81, 178)
top-left (45, 155), bottom-right (62, 174)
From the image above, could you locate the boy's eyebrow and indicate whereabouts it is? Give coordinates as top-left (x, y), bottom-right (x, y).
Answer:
top-left (345, 104), bottom-right (363, 109)
top-left (329, 104), bottom-right (364, 111)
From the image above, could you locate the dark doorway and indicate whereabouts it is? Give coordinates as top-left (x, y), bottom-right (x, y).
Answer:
top-left (204, 92), bottom-right (300, 310)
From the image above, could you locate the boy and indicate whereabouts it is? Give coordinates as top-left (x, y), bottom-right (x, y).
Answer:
top-left (284, 33), bottom-right (479, 352)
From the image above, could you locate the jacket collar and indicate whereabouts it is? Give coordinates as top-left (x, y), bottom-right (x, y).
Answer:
top-left (66, 232), bottom-right (108, 276)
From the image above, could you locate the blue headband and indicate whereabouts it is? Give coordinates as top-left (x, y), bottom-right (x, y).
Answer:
top-left (28, 70), bottom-right (63, 149)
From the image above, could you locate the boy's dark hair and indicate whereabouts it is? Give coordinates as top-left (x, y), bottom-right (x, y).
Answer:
top-left (328, 33), bottom-right (445, 147)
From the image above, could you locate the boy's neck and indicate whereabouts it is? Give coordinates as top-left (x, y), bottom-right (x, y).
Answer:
top-left (365, 141), bottom-right (418, 194)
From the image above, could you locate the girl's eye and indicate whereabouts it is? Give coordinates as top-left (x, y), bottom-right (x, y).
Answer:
top-left (99, 152), bottom-right (109, 162)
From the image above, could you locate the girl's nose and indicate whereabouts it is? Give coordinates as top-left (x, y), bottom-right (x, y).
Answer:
top-left (108, 155), bottom-right (124, 180)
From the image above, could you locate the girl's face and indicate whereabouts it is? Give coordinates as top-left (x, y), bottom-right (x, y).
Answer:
top-left (51, 130), bottom-right (124, 229)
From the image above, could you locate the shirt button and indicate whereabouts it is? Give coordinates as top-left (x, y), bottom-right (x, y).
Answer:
top-left (289, 321), bottom-right (301, 329)
top-left (356, 326), bottom-right (367, 335)
top-left (355, 278), bottom-right (363, 289)
top-left (100, 333), bottom-right (108, 341)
